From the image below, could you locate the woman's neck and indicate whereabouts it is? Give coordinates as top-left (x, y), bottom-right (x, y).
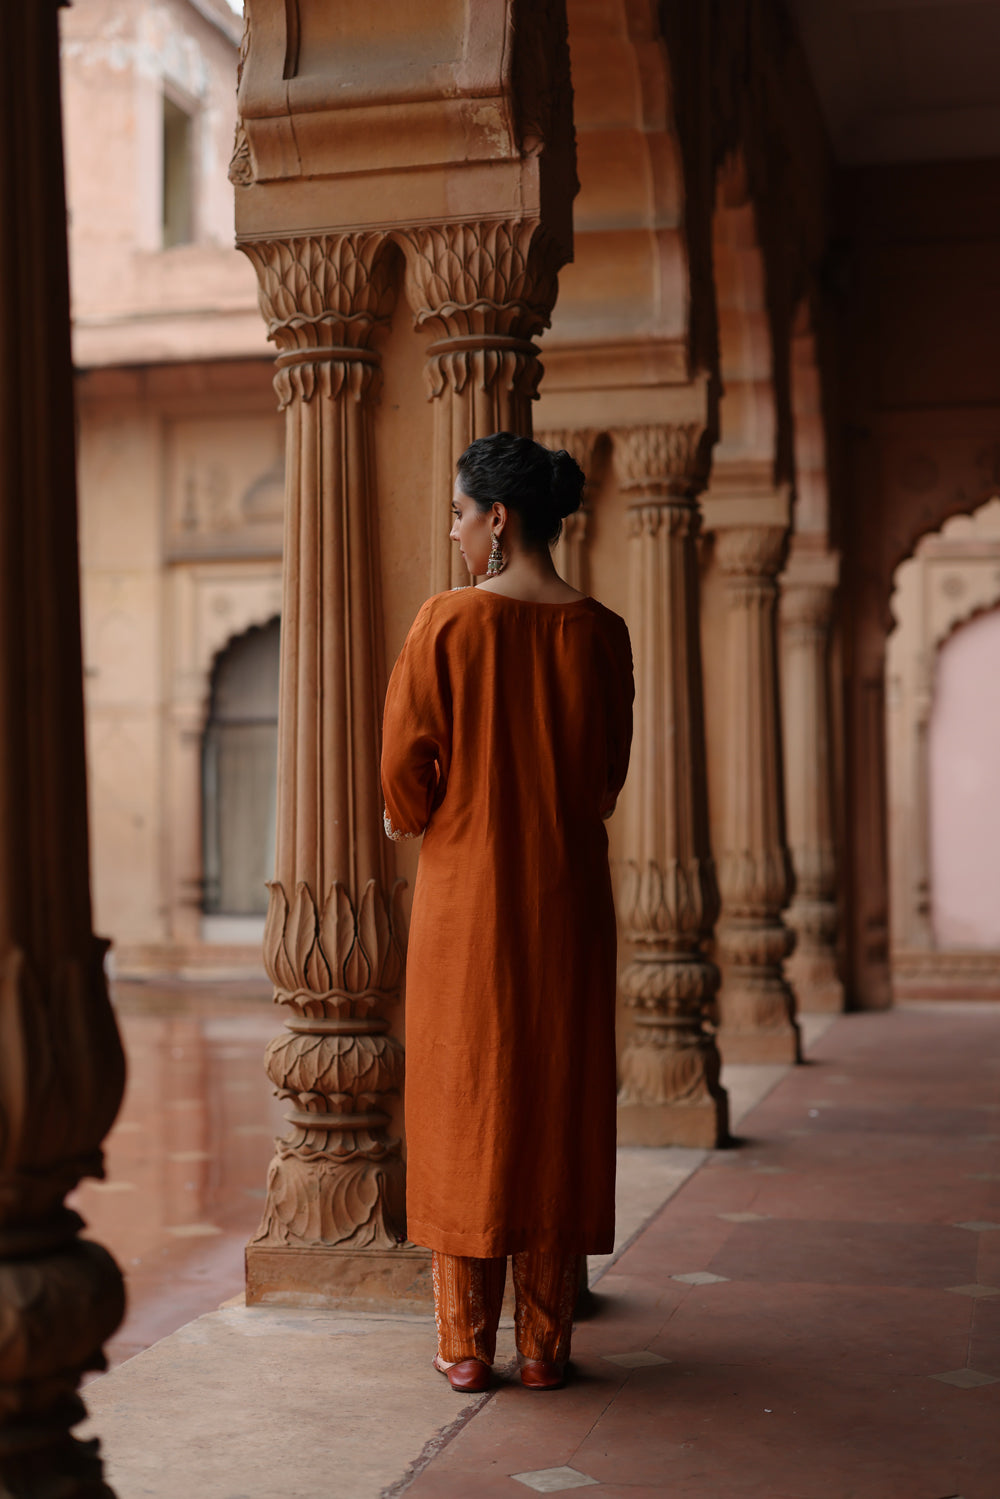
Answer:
top-left (474, 547), bottom-right (585, 602)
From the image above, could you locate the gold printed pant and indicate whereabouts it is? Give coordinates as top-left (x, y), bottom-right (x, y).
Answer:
top-left (432, 1249), bottom-right (580, 1364)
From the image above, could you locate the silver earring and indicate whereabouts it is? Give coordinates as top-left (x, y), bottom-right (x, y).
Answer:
top-left (487, 532), bottom-right (505, 576)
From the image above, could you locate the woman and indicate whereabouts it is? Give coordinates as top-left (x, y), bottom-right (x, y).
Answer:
top-left (381, 431), bottom-right (634, 1393)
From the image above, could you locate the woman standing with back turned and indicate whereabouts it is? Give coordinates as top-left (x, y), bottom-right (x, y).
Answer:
top-left (381, 431), bottom-right (634, 1393)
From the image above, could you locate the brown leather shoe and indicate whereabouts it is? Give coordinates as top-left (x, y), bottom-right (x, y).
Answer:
top-left (434, 1356), bottom-right (492, 1393)
top-left (520, 1360), bottom-right (565, 1390)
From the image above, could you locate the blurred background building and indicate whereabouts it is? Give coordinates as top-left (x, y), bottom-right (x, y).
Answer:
top-left (63, 0), bottom-right (278, 978)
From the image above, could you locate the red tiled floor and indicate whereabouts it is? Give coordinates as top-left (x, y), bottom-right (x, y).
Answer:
top-left (407, 1006), bottom-right (1000, 1499)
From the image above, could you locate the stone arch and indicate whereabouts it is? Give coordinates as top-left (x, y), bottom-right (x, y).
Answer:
top-left (711, 152), bottom-right (777, 470)
top-left (886, 494), bottom-right (1000, 991)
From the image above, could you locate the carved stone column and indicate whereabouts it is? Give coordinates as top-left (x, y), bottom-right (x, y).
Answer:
top-left (615, 426), bottom-right (728, 1147)
top-left (704, 486), bottom-right (801, 1063)
top-left (401, 221), bottom-right (565, 588)
top-left (535, 428), bottom-right (600, 589)
top-left (780, 549), bottom-right (845, 1012)
top-left (911, 679), bottom-right (934, 947)
top-left (852, 660), bottom-right (893, 1009)
top-left (0, 2), bottom-right (126, 1491)
top-left (240, 233), bottom-right (411, 1307)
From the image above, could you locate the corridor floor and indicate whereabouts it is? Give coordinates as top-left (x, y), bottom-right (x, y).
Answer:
top-left (83, 1004), bottom-right (1000, 1499)
top-left (404, 1005), bottom-right (1000, 1499)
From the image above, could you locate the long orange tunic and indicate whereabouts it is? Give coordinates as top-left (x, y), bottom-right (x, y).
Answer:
top-left (381, 586), bottom-right (634, 1257)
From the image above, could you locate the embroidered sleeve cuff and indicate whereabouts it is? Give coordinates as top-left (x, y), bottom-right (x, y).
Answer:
top-left (383, 808), bottom-right (421, 841)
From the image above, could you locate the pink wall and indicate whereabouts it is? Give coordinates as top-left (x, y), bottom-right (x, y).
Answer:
top-left (930, 607), bottom-right (1000, 947)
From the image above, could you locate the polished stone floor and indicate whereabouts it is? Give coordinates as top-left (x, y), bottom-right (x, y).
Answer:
top-left (82, 1002), bottom-right (1000, 1499)
top-left (70, 980), bottom-right (282, 1365)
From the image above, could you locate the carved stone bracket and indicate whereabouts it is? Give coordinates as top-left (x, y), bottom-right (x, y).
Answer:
top-left (707, 503), bottom-right (801, 1063)
top-left (612, 424), bottom-right (728, 1147)
top-left (399, 219), bottom-right (568, 591)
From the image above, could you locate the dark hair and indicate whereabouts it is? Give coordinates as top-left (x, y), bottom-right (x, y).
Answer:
top-left (455, 431), bottom-right (585, 547)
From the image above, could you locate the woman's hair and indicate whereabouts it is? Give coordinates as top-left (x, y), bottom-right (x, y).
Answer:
top-left (456, 431), bottom-right (585, 547)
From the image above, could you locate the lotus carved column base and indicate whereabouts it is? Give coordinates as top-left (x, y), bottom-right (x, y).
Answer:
top-left (786, 899), bottom-right (844, 1014)
top-left (244, 879), bottom-right (429, 1311)
top-left (715, 918), bottom-right (801, 1063)
top-left (0, 1217), bottom-right (125, 1499)
top-left (616, 947), bottom-right (729, 1148)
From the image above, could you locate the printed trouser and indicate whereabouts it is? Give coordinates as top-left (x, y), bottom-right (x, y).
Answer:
top-left (431, 1249), bottom-right (580, 1365)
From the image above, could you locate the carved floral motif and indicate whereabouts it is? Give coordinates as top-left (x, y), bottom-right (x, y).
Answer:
top-left (262, 878), bottom-right (405, 1013)
top-left (228, 7), bottom-right (252, 187)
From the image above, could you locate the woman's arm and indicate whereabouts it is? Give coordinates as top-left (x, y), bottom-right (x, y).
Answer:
top-left (600, 617), bottom-right (635, 820)
top-left (381, 603), bottom-right (451, 840)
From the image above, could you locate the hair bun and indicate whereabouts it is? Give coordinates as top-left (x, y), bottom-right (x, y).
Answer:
top-left (549, 449), bottom-right (585, 519)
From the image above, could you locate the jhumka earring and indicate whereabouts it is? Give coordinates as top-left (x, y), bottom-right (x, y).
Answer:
top-left (487, 532), bottom-right (505, 576)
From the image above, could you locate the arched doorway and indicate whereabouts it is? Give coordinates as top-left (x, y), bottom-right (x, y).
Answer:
top-left (929, 605), bottom-right (1000, 948)
top-left (201, 618), bottom-right (280, 937)
top-left (886, 496), bottom-right (1000, 995)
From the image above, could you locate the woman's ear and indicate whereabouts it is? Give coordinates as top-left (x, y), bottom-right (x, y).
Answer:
top-left (492, 501), bottom-right (507, 535)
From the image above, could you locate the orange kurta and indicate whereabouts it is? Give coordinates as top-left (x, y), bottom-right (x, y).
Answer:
top-left (381, 586), bottom-right (634, 1257)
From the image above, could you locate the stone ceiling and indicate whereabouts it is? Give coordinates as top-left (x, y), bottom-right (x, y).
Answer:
top-left (785, 0), bottom-right (1000, 164)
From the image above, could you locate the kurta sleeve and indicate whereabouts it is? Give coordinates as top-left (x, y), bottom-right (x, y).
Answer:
top-left (601, 616), bottom-right (635, 820)
top-left (381, 601), bottom-right (452, 841)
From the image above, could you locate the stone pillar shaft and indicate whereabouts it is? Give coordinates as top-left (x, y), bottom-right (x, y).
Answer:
top-left (780, 553), bottom-right (844, 1012)
top-left (241, 234), bottom-right (409, 1305)
top-left (615, 425), bottom-right (728, 1147)
top-left (708, 499), bottom-right (801, 1063)
top-left (0, 3), bottom-right (126, 1491)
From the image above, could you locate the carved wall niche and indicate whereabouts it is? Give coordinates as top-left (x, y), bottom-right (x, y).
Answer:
top-left (887, 494), bottom-right (1000, 982)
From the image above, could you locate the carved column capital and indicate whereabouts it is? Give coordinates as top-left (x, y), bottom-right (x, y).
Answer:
top-left (715, 524), bottom-right (788, 582)
top-left (535, 427), bottom-right (600, 473)
top-left (615, 422), bottom-right (712, 499)
top-left (399, 218), bottom-right (564, 403)
top-left (241, 232), bottom-right (396, 406)
top-left (781, 578), bottom-right (837, 635)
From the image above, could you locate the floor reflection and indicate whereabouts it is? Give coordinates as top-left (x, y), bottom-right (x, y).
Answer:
top-left (70, 980), bottom-right (284, 1368)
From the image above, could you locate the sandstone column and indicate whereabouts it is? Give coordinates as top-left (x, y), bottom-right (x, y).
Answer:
top-left (240, 234), bottom-right (411, 1306)
top-left (704, 483), bottom-right (801, 1063)
top-left (615, 425), bottom-right (728, 1146)
top-left (780, 547), bottom-right (844, 1012)
top-left (536, 428), bottom-right (600, 590)
top-left (0, 2), bottom-right (126, 1491)
top-left (400, 222), bottom-right (564, 586)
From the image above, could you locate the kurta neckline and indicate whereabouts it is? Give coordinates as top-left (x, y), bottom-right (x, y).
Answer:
top-left (469, 586), bottom-right (596, 610)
